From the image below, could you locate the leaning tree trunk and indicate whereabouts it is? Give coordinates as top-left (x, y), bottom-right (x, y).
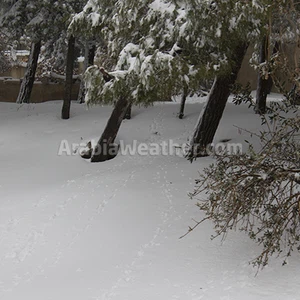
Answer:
top-left (255, 35), bottom-right (269, 115)
top-left (62, 35), bottom-right (76, 119)
top-left (16, 40), bottom-right (41, 104)
top-left (124, 104), bottom-right (132, 119)
top-left (187, 42), bottom-right (249, 161)
top-left (178, 84), bottom-right (188, 119)
top-left (91, 96), bottom-right (132, 162)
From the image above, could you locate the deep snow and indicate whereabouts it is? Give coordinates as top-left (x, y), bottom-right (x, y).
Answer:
top-left (0, 97), bottom-right (299, 300)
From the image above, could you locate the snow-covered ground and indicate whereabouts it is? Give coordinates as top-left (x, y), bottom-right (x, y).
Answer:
top-left (0, 97), bottom-right (299, 300)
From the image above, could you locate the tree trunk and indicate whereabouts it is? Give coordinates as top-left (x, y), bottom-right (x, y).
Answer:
top-left (255, 35), bottom-right (269, 114)
top-left (186, 42), bottom-right (249, 161)
top-left (16, 40), bottom-right (41, 104)
top-left (266, 41), bottom-right (280, 94)
top-left (88, 44), bottom-right (96, 66)
top-left (178, 85), bottom-right (188, 119)
top-left (91, 96), bottom-right (131, 162)
top-left (62, 35), bottom-right (76, 119)
top-left (78, 42), bottom-right (96, 104)
top-left (124, 104), bottom-right (132, 119)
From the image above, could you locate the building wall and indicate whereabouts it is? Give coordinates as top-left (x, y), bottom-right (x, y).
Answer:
top-left (236, 47), bottom-right (258, 90)
top-left (237, 43), bottom-right (299, 92)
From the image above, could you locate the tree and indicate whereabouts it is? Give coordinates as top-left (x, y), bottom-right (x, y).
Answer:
top-left (0, 0), bottom-right (86, 104)
top-left (252, 0), bottom-right (300, 114)
top-left (72, 0), bottom-right (189, 161)
top-left (182, 0), bottom-right (272, 160)
top-left (57, 0), bottom-right (86, 119)
top-left (0, 0), bottom-right (42, 103)
top-left (74, 0), bottom-right (295, 163)
top-left (187, 104), bottom-right (300, 268)
top-left (0, 32), bottom-right (10, 73)
top-left (178, 84), bottom-right (188, 119)
top-left (73, 0), bottom-right (238, 162)
top-left (255, 35), bottom-right (269, 115)
top-left (61, 34), bottom-right (75, 119)
top-left (186, 41), bottom-right (249, 160)
top-left (16, 40), bottom-right (41, 103)
top-left (186, 0), bottom-right (300, 265)
top-left (0, 1), bottom-right (12, 73)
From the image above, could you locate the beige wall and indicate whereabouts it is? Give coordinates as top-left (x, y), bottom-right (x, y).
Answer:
top-left (236, 47), bottom-right (258, 90)
top-left (1, 66), bottom-right (26, 79)
top-left (0, 79), bottom-right (80, 103)
top-left (237, 43), bottom-right (300, 92)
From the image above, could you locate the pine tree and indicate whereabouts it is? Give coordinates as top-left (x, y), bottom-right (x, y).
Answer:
top-left (72, 0), bottom-right (198, 161)
top-left (72, 0), bottom-right (295, 162)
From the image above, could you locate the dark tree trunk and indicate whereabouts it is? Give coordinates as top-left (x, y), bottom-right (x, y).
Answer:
top-left (16, 40), bottom-right (41, 104)
top-left (62, 35), bottom-right (76, 119)
top-left (78, 42), bottom-right (96, 104)
top-left (265, 74), bottom-right (273, 95)
top-left (187, 42), bottom-right (249, 161)
top-left (88, 44), bottom-right (96, 66)
top-left (266, 41), bottom-right (280, 94)
top-left (178, 85), bottom-right (188, 119)
top-left (90, 96), bottom-right (131, 162)
top-left (255, 35), bottom-right (269, 114)
top-left (124, 104), bottom-right (132, 119)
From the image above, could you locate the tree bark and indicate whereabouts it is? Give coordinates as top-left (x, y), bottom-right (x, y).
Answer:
top-left (186, 42), bottom-right (249, 161)
top-left (124, 104), bottom-right (132, 119)
top-left (266, 41), bottom-right (280, 94)
top-left (62, 35), bottom-right (76, 119)
top-left (255, 35), bottom-right (269, 114)
top-left (88, 44), bottom-right (96, 66)
top-left (16, 40), bottom-right (41, 104)
top-left (178, 85), bottom-right (188, 119)
top-left (91, 96), bottom-right (131, 162)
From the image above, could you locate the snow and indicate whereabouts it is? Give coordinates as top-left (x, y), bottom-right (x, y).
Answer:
top-left (4, 50), bottom-right (30, 57)
top-left (0, 98), bottom-right (299, 299)
top-left (77, 56), bottom-right (85, 63)
top-left (149, 0), bottom-right (176, 14)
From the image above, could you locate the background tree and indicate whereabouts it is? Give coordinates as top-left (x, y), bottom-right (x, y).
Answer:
top-left (253, 0), bottom-right (300, 113)
top-left (0, 0), bottom-right (44, 103)
top-left (59, 0), bottom-right (87, 119)
top-left (0, 0), bottom-right (87, 105)
top-left (61, 34), bottom-right (76, 119)
top-left (0, 32), bottom-right (10, 73)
